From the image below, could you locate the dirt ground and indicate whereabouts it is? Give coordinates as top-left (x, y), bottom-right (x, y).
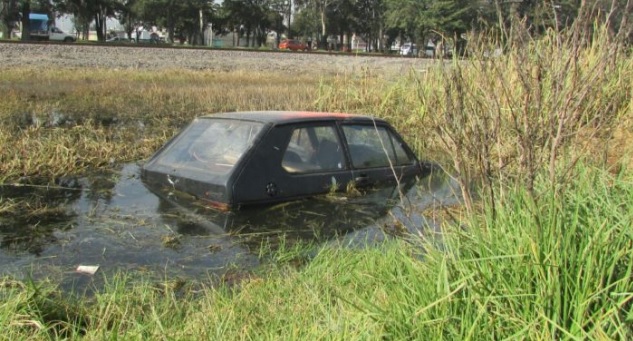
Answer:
top-left (0, 42), bottom-right (431, 75)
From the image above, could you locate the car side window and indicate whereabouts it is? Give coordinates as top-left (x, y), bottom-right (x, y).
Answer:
top-left (282, 126), bottom-right (345, 173)
top-left (342, 125), bottom-right (414, 169)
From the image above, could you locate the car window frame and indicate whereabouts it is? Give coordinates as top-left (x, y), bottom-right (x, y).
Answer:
top-left (341, 123), bottom-right (416, 170)
top-left (281, 122), bottom-right (347, 174)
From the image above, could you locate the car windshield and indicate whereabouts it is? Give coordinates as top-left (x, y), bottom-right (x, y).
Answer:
top-left (150, 118), bottom-right (264, 181)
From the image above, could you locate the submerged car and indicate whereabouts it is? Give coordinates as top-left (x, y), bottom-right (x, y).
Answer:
top-left (141, 111), bottom-right (430, 210)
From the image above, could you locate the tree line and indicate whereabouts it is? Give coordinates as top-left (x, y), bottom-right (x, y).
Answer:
top-left (1, 0), bottom-right (631, 50)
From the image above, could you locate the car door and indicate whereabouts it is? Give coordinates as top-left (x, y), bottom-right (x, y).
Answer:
top-left (49, 27), bottom-right (63, 40)
top-left (279, 123), bottom-right (354, 197)
top-left (341, 123), bottom-right (420, 190)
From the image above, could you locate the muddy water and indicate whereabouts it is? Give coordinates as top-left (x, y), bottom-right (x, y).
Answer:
top-left (0, 163), bottom-right (459, 291)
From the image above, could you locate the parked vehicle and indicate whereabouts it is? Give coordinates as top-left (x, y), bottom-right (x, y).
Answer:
top-left (399, 43), bottom-right (418, 56)
top-left (105, 36), bottom-right (131, 43)
top-left (390, 41), bottom-right (402, 53)
top-left (423, 39), bottom-right (435, 57)
top-left (141, 111), bottom-right (430, 210)
top-left (131, 31), bottom-right (163, 43)
top-left (279, 39), bottom-right (308, 51)
top-left (28, 13), bottom-right (75, 42)
top-left (30, 26), bottom-right (76, 42)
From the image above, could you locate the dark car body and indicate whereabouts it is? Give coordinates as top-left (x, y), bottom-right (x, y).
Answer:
top-left (141, 111), bottom-right (429, 210)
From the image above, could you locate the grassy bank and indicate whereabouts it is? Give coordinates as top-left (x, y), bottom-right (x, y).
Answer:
top-left (1, 165), bottom-right (631, 339)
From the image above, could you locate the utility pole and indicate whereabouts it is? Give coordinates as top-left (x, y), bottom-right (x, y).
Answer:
top-left (199, 8), bottom-right (204, 45)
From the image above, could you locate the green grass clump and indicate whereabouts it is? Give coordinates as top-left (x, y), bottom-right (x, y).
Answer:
top-left (364, 165), bottom-right (633, 339)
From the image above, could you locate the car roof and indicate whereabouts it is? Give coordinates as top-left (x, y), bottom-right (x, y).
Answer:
top-left (200, 111), bottom-right (387, 126)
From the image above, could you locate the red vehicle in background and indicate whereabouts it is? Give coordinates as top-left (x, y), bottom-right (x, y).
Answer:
top-left (279, 39), bottom-right (308, 51)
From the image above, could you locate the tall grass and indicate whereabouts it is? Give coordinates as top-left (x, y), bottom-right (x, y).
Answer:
top-left (315, 23), bottom-right (633, 213)
top-left (364, 165), bottom-right (633, 339)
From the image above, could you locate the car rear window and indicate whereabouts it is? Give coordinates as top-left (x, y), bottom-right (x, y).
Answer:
top-left (152, 118), bottom-right (264, 179)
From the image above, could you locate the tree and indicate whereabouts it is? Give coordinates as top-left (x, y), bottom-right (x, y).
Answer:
top-left (132, 0), bottom-right (178, 43)
top-left (170, 0), bottom-right (215, 45)
top-left (348, 0), bottom-right (385, 51)
top-left (12, 0), bottom-right (53, 41)
top-left (268, 0), bottom-right (289, 46)
top-left (19, 0), bottom-right (29, 40)
top-left (475, 1), bottom-right (632, 47)
top-left (54, 0), bottom-right (119, 41)
top-left (383, 0), bottom-right (429, 45)
top-left (130, 0), bottom-right (215, 45)
top-left (222, 0), bottom-right (279, 47)
top-left (291, 4), bottom-right (319, 40)
top-left (115, 0), bottom-right (138, 40)
top-left (326, 0), bottom-right (354, 49)
top-left (295, 0), bottom-right (343, 46)
top-left (1, 0), bottom-right (19, 39)
top-left (383, 0), bottom-right (479, 54)
top-left (428, 0), bottom-right (475, 37)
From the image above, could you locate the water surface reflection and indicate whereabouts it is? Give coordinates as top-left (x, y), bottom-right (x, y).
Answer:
top-left (0, 163), bottom-right (459, 290)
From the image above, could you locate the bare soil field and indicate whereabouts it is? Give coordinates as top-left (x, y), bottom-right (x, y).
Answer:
top-left (0, 42), bottom-right (430, 75)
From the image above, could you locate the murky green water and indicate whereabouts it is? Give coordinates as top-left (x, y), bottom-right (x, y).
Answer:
top-left (0, 163), bottom-right (459, 291)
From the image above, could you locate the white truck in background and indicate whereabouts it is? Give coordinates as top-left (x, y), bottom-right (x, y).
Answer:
top-left (28, 13), bottom-right (76, 42)
top-left (30, 26), bottom-right (76, 42)
top-left (131, 29), bottom-right (163, 44)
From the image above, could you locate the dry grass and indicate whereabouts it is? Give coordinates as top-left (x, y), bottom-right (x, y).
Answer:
top-left (0, 68), bottom-right (323, 183)
top-left (315, 26), bottom-right (633, 212)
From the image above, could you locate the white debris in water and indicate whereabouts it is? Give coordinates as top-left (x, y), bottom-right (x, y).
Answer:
top-left (76, 265), bottom-right (100, 275)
